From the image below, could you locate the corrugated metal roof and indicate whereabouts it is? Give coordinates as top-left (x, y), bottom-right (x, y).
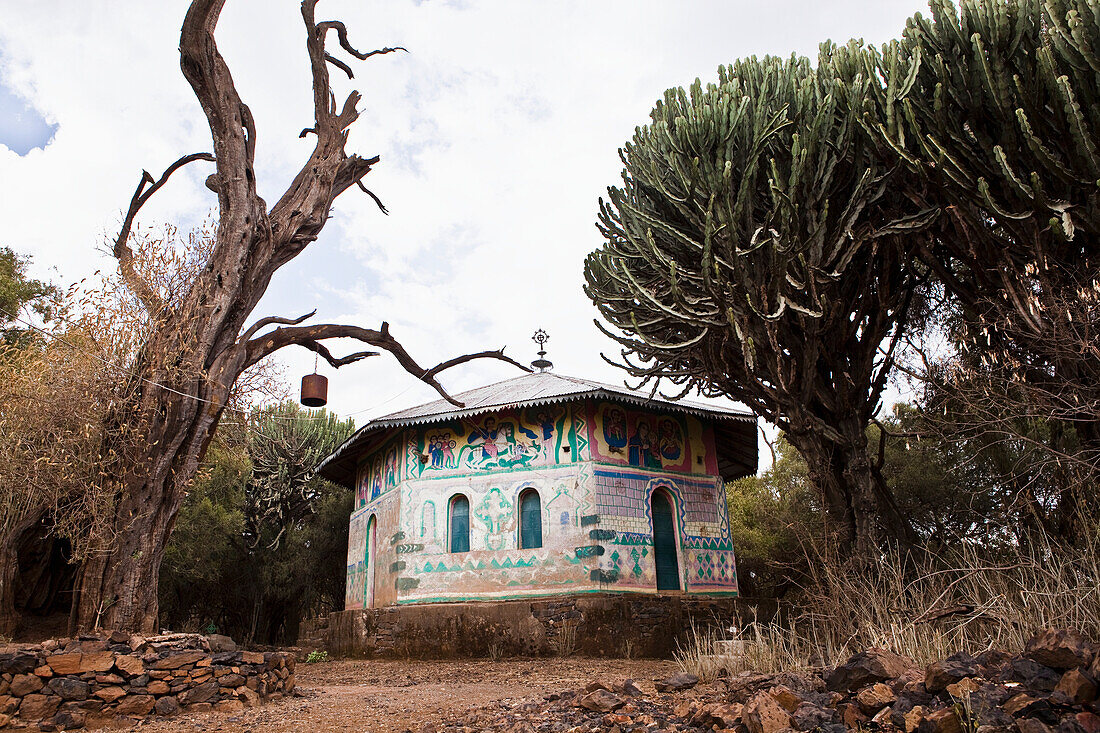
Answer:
top-left (376, 371), bottom-right (754, 425)
top-left (315, 370), bottom-right (757, 486)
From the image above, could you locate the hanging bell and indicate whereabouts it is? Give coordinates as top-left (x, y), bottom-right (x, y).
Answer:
top-left (300, 373), bottom-right (328, 407)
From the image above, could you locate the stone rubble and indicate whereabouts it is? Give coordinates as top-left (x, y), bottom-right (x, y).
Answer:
top-left (0, 631), bottom-right (294, 730)
top-left (423, 628), bottom-right (1100, 733)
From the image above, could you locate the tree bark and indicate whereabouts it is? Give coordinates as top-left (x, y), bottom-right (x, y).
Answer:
top-left (0, 509), bottom-right (48, 637)
top-left (66, 0), bottom-right (526, 633)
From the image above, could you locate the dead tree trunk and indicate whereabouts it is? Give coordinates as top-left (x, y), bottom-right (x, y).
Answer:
top-left (70, 0), bottom-right (526, 633)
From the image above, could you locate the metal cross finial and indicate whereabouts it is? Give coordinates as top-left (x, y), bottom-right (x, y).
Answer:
top-left (531, 329), bottom-right (553, 372)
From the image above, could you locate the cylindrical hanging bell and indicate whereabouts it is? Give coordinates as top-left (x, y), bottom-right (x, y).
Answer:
top-left (300, 373), bottom-right (328, 407)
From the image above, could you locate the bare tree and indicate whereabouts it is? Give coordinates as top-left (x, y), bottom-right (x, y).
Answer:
top-left (67, 0), bottom-right (526, 633)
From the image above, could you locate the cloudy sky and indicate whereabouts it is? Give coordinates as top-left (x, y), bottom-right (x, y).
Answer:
top-left (0, 0), bottom-right (927, 460)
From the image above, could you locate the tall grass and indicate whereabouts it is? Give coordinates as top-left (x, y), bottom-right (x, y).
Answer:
top-left (676, 532), bottom-right (1100, 680)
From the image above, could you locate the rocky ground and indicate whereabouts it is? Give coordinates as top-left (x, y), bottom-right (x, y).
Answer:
top-left (432, 627), bottom-right (1100, 733)
top-left (6, 626), bottom-right (1099, 731)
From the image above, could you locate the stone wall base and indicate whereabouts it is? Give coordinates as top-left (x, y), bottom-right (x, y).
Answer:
top-left (321, 593), bottom-right (773, 659)
top-left (0, 632), bottom-right (294, 731)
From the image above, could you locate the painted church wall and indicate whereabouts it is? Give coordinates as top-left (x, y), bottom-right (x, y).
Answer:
top-left (586, 401), bottom-right (719, 476)
top-left (588, 466), bottom-right (738, 595)
top-left (354, 404), bottom-right (591, 509)
top-left (390, 464), bottom-right (600, 603)
top-left (345, 490), bottom-right (401, 610)
top-left (346, 399), bottom-right (739, 607)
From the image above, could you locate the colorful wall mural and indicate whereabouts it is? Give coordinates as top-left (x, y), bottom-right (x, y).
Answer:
top-left (354, 405), bottom-right (587, 510)
top-left (588, 403), bottom-right (719, 476)
top-left (345, 399), bottom-right (739, 610)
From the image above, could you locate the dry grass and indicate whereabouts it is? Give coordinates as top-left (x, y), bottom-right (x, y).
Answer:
top-left (676, 532), bottom-right (1100, 680)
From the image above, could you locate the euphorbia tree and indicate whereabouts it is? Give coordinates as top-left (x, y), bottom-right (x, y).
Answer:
top-left (584, 53), bottom-right (936, 557)
top-left (834, 0), bottom-right (1100, 536)
top-left (58, 0), bottom-right (526, 633)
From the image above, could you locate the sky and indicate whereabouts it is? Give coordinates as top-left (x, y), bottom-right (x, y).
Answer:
top-left (0, 0), bottom-right (928, 467)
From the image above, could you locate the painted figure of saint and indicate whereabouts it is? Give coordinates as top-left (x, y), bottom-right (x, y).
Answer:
top-left (532, 409), bottom-right (556, 464)
top-left (384, 447), bottom-right (399, 487)
top-left (628, 421), bottom-right (662, 469)
top-left (468, 417), bottom-right (501, 466)
top-left (604, 407), bottom-right (628, 450)
top-left (658, 419), bottom-right (683, 462)
top-left (427, 434), bottom-right (444, 469)
top-left (442, 437), bottom-right (457, 468)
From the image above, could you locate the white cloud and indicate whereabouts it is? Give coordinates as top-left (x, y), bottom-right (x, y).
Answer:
top-left (0, 0), bottom-right (928, 464)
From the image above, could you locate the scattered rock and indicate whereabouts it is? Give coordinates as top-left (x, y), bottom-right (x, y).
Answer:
top-left (743, 690), bottom-right (791, 733)
top-left (768, 684), bottom-right (804, 712)
top-left (1016, 718), bottom-right (1054, 733)
top-left (855, 682), bottom-right (896, 712)
top-left (916, 707), bottom-right (962, 733)
top-left (925, 653), bottom-right (979, 693)
top-left (654, 673), bottom-right (698, 692)
top-left (1025, 629), bottom-right (1095, 670)
top-left (1054, 668), bottom-right (1097, 704)
top-left (1076, 711), bottom-right (1100, 733)
top-left (945, 677), bottom-right (980, 698)
top-left (827, 648), bottom-right (916, 692)
top-left (577, 688), bottom-right (624, 713)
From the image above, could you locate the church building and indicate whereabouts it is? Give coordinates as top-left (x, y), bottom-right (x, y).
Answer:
top-left (315, 369), bottom-right (757, 610)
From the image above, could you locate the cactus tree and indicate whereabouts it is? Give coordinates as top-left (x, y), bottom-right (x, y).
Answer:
top-left (585, 54), bottom-right (936, 557)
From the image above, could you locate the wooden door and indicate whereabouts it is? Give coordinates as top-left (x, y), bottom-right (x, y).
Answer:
top-left (651, 492), bottom-right (680, 591)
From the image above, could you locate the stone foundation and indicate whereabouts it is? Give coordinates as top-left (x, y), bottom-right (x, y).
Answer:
top-left (0, 632), bottom-right (294, 730)
top-left (323, 593), bottom-right (770, 659)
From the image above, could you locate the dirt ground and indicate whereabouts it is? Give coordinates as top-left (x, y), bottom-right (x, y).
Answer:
top-left (90, 657), bottom-right (679, 732)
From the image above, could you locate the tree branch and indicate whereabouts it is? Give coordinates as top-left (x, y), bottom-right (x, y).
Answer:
top-left (243, 321), bottom-right (531, 406)
top-left (355, 180), bottom-right (389, 214)
top-left (113, 152), bottom-right (215, 313)
top-left (240, 309), bottom-right (316, 342)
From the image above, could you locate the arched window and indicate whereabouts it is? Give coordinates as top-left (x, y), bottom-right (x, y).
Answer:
top-left (449, 494), bottom-right (470, 553)
top-left (519, 489), bottom-right (542, 549)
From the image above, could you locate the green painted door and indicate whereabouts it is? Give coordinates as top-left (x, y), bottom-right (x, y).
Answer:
top-left (520, 491), bottom-right (542, 549)
top-left (652, 492), bottom-right (680, 591)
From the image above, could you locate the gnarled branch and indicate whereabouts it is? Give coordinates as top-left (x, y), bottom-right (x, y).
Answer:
top-left (114, 152), bottom-right (215, 313)
top-left (240, 309), bottom-right (316, 342)
top-left (242, 320), bottom-right (531, 406)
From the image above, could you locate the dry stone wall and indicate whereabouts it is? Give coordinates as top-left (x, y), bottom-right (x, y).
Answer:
top-left (0, 632), bottom-right (294, 731)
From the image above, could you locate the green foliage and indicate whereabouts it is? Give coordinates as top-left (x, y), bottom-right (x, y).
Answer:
top-left (304, 650), bottom-right (329, 664)
top-left (245, 402), bottom-right (354, 550)
top-left (159, 402), bottom-right (354, 644)
top-left (0, 246), bottom-right (56, 346)
top-left (726, 441), bottom-right (818, 596)
top-left (586, 51), bottom-right (936, 553)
